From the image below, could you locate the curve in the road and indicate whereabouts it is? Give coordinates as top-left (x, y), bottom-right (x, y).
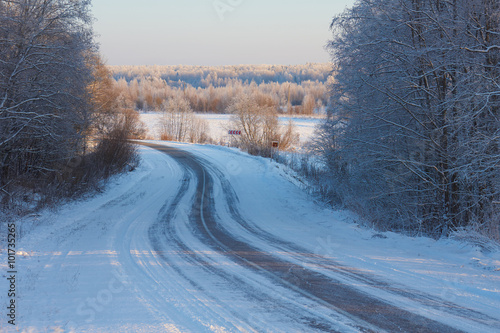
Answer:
top-left (140, 142), bottom-right (485, 333)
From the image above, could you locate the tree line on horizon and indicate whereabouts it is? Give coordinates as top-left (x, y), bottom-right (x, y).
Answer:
top-left (109, 64), bottom-right (332, 115)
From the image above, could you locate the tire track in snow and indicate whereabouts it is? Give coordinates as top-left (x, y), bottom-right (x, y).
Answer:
top-left (204, 156), bottom-right (500, 331)
top-left (140, 142), bottom-right (469, 333)
top-left (144, 145), bottom-right (356, 332)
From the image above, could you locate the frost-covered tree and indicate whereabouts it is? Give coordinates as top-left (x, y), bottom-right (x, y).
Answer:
top-left (158, 97), bottom-right (209, 143)
top-left (319, 0), bottom-right (499, 237)
top-left (0, 0), bottom-right (95, 202)
top-left (227, 94), bottom-right (298, 156)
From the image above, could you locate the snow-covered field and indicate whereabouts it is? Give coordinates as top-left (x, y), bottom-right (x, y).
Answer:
top-left (140, 112), bottom-right (322, 147)
top-left (1, 142), bottom-right (499, 332)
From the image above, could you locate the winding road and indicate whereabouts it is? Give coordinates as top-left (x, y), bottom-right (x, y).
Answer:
top-left (134, 142), bottom-right (498, 332)
top-left (8, 142), bottom-right (499, 332)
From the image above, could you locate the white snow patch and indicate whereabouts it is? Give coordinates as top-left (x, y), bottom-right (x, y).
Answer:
top-left (140, 112), bottom-right (322, 147)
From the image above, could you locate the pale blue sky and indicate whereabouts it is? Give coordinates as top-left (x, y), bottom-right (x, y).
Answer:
top-left (92, 0), bottom-right (355, 66)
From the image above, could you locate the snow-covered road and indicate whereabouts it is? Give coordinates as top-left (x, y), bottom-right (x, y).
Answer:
top-left (1, 142), bottom-right (499, 332)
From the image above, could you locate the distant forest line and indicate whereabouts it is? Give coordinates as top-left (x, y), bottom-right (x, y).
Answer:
top-left (108, 64), bottom-right (333, 114)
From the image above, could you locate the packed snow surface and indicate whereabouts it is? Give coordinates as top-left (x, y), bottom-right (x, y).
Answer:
top-left (1, 142), bottom-right (499, 332)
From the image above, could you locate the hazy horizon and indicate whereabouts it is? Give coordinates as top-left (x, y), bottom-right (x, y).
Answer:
top-left (92, 0), bottom-right (355, 66)
top-left (105, 61), bottom-right (331, 67)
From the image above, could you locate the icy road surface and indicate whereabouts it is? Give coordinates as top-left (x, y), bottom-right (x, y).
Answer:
top-left (1, 142), bottom-right (499, 332)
